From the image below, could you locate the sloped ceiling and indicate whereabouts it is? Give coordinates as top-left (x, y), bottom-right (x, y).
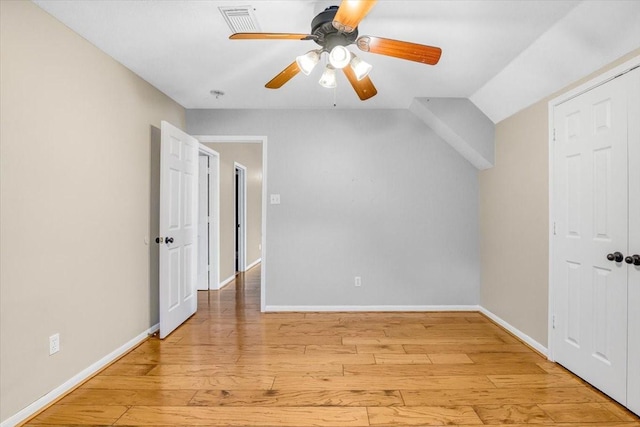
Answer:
top-left (33, 0), bottom-right (640, 122)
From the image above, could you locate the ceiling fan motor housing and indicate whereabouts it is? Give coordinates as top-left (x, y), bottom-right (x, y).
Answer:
top-left (311, 6), bottom-right (358, 51)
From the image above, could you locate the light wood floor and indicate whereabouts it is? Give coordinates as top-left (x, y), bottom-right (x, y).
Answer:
top-left (26, 265), bottom-right (640, 426)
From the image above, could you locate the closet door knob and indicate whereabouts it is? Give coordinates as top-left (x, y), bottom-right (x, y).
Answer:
top-left (165, 237), bottom-right (174, 244)
top-left (625, 254), bottom-right (640, 266)
top-left (607, 252), bottom-right (624, 262)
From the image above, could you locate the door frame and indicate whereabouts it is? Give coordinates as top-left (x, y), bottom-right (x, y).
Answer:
top-left (234, 162), bottom-right (247, 274)
top-left (198, 144), bottom-right (221, 290)
top-left (194, 135), bottom-right (267, 311)
top-left (547, 56), bottom-right (640, 361)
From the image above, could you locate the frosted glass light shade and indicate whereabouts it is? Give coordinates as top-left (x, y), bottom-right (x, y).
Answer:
top-left (328, 45), bottom-right (351, 69)
top-left (319, 65), bottom-right (337, 88)
top-left (296, 50), bottom-right (320, 75)
top-left (350, 55), bottom-right (372, 80)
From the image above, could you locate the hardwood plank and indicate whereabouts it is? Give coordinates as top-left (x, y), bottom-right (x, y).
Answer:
top-left (600, 402), bottom-right (640, 422)
top-left (28, 405), bottom-right (128, 425)
top-left (374, 354), bottom-right (431, 364)
top-left (117, 352), bottom-right (240, 365)
top-left (473, 404), bottom-right (553, 424)
top-left (356, 344), bottom-right (406, 354)
top-left (305, 345), bottom-right (358, 354)
top-left (114, 406), bottom-right (369, 426)
top-left (401, 386), bottom-right (607, 406)
top-left (468, 351), bottom-right (547, 364)
top-left (82, 375), bottom-right (275, 390)
top-left (343, 336), bottom-right (506, 345)
top-left (183, 334), bottom-right (343, 346)
top-left (146, 363), bottom-right (344, 377)
top-left (99, 363), bottom-right (157, 376)
top-left (190, 389), bottom-right (403, 407)
top-left (132, 344), bottom-right (306, 355)
top-left (428, 353), bottom-right (474, 364)
top-left (343, 362), bottom-right (546, 376)
top-left (236, 354), bottom-right (375, 366)
top-left (487, 374), bottom-right (584, 388)
top-left (272, 375), bottom-right (496, 390)
top-left (58, 388), bottom-right (197, 406)
top-left (403, 343), bottom-right (532, 354)
top-left (539, 403), bottom-right (625, 422)
top-left (367, 406), bottom-right (483, 426)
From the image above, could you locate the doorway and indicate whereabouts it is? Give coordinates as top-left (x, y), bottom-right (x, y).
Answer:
top-left (198, 144), bottom-right (220, 290)
top-left (234, 163), bottom-right (247, 274)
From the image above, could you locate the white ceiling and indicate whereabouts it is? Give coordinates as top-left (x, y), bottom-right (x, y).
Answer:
top-left (33, 1), bottom-right (640, 122)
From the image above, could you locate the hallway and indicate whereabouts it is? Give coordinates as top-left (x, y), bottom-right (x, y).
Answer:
top-left (26, 265), bottom-right (640, 426)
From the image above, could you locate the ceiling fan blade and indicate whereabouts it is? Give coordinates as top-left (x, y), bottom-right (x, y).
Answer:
top-left (265, 61), bottom-right (301, 89)
top-left (230, 33), bottom-right (314, 40)
top-left (343, 66), bottom-right (377, 101)
top-left (333, 0), bottom-right (378, 33)
top-left (357, 36), bottom-right (442, 65)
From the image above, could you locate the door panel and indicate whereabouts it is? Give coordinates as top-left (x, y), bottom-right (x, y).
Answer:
top-left (197, 155), bottom-right (209, 291)
top-left (627, 68), bottom-right (640, 416)
top-left (160, 121), bottom-right (198, 339)
top-left (553, 74), bottom-right (629, 404)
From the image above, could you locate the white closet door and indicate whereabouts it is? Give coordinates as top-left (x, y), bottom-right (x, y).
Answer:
top-left (627, 68), bottom-right (640, 415)
top-left (553, 73), bottom-right (629, 404)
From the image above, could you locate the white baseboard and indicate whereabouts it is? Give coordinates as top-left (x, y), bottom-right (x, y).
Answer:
top-left (245, 258), bottom-right (261, 271)
top-left (1, 323), bottom-right (159, 427)
top-left (479, 307), bottom-right (548, 356)
top-left (218, 274), bottom-right (235, 289)
top-left (264, 305), bottom-right (481, 312)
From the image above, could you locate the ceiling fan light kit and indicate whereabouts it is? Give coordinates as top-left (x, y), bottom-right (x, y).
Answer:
top-left (349, 54), bottom-right (372, 81)
top-left (296, 50), bottom-right (321, 75)
top-left (319, 65), bottom-right (338, 88)
top-left (229, 0), bottom-right (442, 101)
top-left (328, 45), bottom-right (351, 69)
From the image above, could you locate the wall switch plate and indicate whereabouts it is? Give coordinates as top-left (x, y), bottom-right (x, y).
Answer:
top-left (270, 194), bottom-right (281, 205)
top-left (355, 276), bottom-right (362, 287)
top-left (49, 333), bottom-right (60, 355)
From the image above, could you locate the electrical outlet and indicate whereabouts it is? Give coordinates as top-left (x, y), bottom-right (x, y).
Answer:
top-left (355, 276), bottom-right (362, 287)
top-left (49, 333), bottom-right (60, 355)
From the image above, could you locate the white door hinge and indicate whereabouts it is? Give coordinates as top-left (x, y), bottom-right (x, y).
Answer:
top-left (553, 221), bottom-right (557, 235)
top-left (552, 315), bottom-right (556, 329)
top-left (553, 128), bottom-right (556, 141)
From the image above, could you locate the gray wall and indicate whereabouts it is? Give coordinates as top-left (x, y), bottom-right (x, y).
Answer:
top-left (188, 109), bottom-right (479, 308)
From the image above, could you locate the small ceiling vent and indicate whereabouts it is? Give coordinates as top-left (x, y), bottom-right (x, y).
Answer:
top-left (219, 6), bottom-right (261, 33)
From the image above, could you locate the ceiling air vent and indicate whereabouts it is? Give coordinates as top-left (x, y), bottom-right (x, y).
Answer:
top-left (219, 6), bottom-right (261, 33)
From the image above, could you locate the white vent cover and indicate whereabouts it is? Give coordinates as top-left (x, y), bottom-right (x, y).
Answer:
top-left (219, 6), bottom-right (261, 33)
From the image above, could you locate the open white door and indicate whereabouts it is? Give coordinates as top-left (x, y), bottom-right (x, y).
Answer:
top-left (159, 121), bottom-right (198, 339)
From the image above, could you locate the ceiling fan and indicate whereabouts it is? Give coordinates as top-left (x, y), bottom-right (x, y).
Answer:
top-left (229, 0), bottom-right (442, 101)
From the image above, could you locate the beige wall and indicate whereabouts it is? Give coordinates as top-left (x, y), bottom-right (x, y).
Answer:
top-left (206, 143), bottom-right (263, 283)
top-left (479, 48), bottom-right (640, 348)
top-left (0, 1), bottom-right (185, 422)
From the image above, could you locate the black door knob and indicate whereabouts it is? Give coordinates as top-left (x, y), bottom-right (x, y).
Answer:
top-left (607, 252), bottom-right (624, 262)
top-left (625, 254), bottom-right (640, 266)
top-left (166, 237), bottom-right (174, 244)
